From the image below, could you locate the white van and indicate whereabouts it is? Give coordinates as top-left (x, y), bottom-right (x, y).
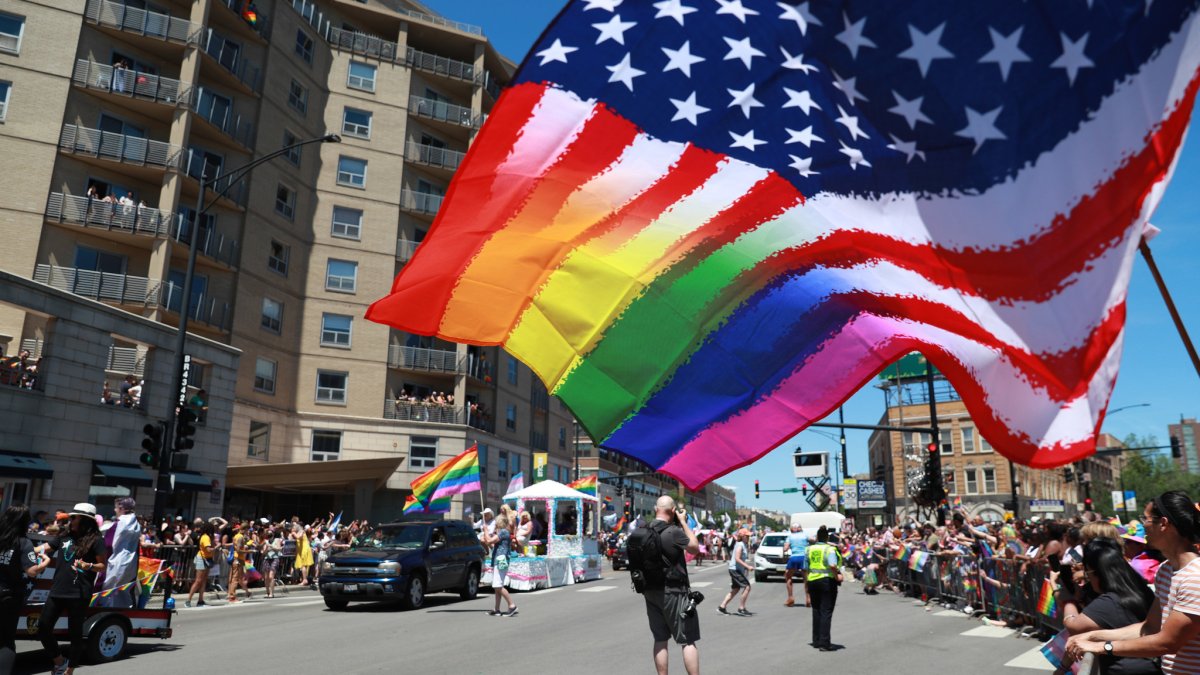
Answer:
top-left (790, 511), bottom-right (846, 535)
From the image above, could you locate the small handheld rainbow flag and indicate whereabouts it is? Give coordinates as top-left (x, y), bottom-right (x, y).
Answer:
top-left (1037, 579), bottom-right (1057, 617)
top-left (894, 546), bottom-right (911, 562)
top-left (953, 496), bottom-right (963, 509)
top-left (908, 550), bottom-right (930, 572)
top-left (567, 474), bottom-right (598, 497)
top-left (1108, 516), bottom-right (1122, 527)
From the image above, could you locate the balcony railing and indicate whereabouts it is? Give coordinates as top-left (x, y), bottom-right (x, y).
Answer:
top-left (400, 189), bottom-right (443, 216)
top-left (395, 238), bottom-right (421, 262)
top-left (193, 88), bottom-right (255, 147)
top-left (184, 150), bottom-right (248, 206)
top-left (393, 6), bottom-right (482, 36)
top-left (45, 192), bottom-right (172, 237)
top-left (106, 345), bottom-right (147, 377)
top-left (384, 400), bottom-right (462, 424)
top-left (161, 283), bottom-right (232, 331)
top-left (409, 95), bottom-right (478, 128)
top-left (85, 0), bottom-right (201, 44)
top-left (59, 124), bottom-right (183, 169)
top-left (404, 141), bottom-right (465, 172)
top-left (72, 59), bottom-right (191, 108)
top-left (170, 216), bottom-right (240, 268)
top-left (406, 46), bottom-right (475, 82)
top-left (387, 345), bottom-right (458, 373)
top-left (484, 71), bottom-right (503, 100)
top-left (328, 26), bottom-right (398, 61)
top-left (203, 30), bottom-right (262, 92)
top-left (33, 264), bottom-right (161, 306)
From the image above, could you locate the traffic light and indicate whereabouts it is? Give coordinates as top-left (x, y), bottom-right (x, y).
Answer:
top-left (1172, 436), bottom-right (1182, 459)
top-left (1063, 467), bottom-right (1074, 483)
top-left (755, 480), bottom-right (760, 499)
top-left (175, 408), bottom-right (197, 452)
top-left (624, 500), bottom-right (631, 520)
top-left (1084, 497), bottom-right (1094, 511)
top-left (927, 442), bottom-right (938, 454)
top-left (140, 422), bottom-right (165, 469)
top-left (800, 484), bottom-right (808, 497)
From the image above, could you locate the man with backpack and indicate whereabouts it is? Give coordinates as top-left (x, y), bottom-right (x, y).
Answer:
top-left (628, 495), bottom-right (701, 675)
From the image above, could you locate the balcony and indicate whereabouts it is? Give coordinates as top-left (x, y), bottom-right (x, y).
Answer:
top-left (45, 192), bottom-right (172, 237)
top-left (72, 59), bottom-right (191, 109)
top-left (213, 0), bottom-right (271, 42)
top-left (406, 46), bottom-right (476, 82)
top-left (33, 264), bottom-right (161, 307)
top-left (192, 88), bottom-right (255, 149)
top-left (106, 345), bottom-right (147, 378)
top-left (409, 95), bottom-right (479, 129)
top-left (393, 6), bottom-right (482, 35)
top-left (384, 400), bottom-right (461, 424)
top-left (327, 26), bottom-right (399, 61)
top-left (387, 345), bottom-right (458, 373)
top-left (404, 141), bottom-right (464, 173)
top-left (484, 71), bottom-right (504, 101)
top-left (183, 149), bottom-right (248, 208)
top-left (202, 30), bottom-right (262, 93)
top-left (170, 216), bottom-right (240, 268)
top-left (59, 124), bottom-right (183, 170)
top-left (85, 0), bottom-right (201, 45)
top-left (399, 189), bottom-right (443, 217)
top-left (160, 283), bottom-right (232, 331)
top-left (395, 238), bottom-right (421, 262)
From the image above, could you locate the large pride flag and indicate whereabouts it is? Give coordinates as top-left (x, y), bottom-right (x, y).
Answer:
top-left (567, 474), bottom-right (598, 497)
top-left (367, 0), bottom-right (1200, 488)
top-left (410, 444), bottom-right (481, 513)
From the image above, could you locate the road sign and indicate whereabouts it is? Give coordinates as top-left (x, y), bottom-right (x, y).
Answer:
top-left (843, 479), bottom-right (858, 510)
top-left (1029, 499), bottom-right (1066, 513)
top-left (781, 487), bottom-right (799, 493)
top-left (1112, 490), bottom-right (1125, 510)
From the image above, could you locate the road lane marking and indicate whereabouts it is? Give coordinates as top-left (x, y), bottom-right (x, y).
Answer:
top-left (577, 586), bottom-right (616, 593)
top-left (691, 582), bottom-right (714, 588)
top-left (1004, 646), bottom-right (1055, 670)
top-left (960, 625), bottom-right (1016, 638)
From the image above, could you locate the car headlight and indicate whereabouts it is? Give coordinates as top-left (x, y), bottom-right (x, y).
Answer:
top-left (378, 561), bottom-right (401, 574)
top-left (320, 561), bottom-right (334, 573)
top-left (755, 556), bottom-right (768, 565)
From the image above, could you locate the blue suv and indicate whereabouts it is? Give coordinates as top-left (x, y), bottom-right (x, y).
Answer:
top-left (319, 519), bottom-right (484, 610)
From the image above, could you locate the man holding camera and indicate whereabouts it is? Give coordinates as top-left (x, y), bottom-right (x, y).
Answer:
top-left (642, 495), bottom-right (701, 675)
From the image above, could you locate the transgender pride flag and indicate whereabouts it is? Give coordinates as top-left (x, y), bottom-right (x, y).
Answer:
top-left (368, 0), bottom-right (1200, 489)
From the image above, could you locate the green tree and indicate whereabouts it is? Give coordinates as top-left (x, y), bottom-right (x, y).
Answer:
top-left (1113, 433), bottom-right (1200, 520)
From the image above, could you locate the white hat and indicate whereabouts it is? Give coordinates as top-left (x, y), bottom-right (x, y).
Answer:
top-left (69, 503), bottom-right (97, 518)
top-left (260, 518), bottom-right (269, 524)
top-left (482, 508), bottom-right (494, 515)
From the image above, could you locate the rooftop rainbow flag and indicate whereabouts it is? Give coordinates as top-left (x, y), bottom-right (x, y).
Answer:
top-left (410, 444), bottom-right (481, 513)
top-left (567, 474), bottom-right (598, 497)
top-left (367, 0), bottom-right (1200, 488)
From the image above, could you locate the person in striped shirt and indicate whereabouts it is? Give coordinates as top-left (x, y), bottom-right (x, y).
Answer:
top-left (1065, 491), bottom-right (1200, 673)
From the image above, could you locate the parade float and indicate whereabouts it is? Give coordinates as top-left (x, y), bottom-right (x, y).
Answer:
top-left (481, 480), bottom-right (603, 590)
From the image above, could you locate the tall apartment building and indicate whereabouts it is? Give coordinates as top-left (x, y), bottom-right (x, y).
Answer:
top-left (867, 354), bottom-right (1106, 521)
top-left (1169, 417), bottom-right (1200, 474)
top-left (0, 0), bottom-right (575, 520)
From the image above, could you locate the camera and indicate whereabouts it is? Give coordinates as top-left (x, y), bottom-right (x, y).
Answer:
top-left (683, 590), bottom-right (705, 616)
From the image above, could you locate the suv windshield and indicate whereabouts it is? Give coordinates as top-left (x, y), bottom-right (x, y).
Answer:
top-left (354, 525), bottom-right (427, 550)
top-left (761, 535), bottom-right (787, 547)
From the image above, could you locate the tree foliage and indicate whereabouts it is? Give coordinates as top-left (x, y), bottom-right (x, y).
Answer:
top-left (1114, 433), bottom-right (1200, 518)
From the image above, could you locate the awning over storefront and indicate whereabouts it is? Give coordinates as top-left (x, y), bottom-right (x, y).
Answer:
top-left (226, 457), bottom-right (403, 493)
top-left (171, 471), bottom-right (215, 492)
top-left (0, 450), bottom-right (54, 480)
top-left (92, 462), bottom-right (153, 488)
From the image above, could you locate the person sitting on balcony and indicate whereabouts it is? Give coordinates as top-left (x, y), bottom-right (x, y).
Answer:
top-left (119, 375), bottom-right (136, 408)
top-left (188, 388), bottom-right (208, 424)
top-left (100, 380), bottom-right (113, 405)
top-left (128, 379), bottom-right (143, 408)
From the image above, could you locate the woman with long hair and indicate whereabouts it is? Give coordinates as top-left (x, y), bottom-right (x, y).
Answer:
top-left (293, 524), bottom-right (314, 587)
top-left (262, 527), bottom-right (283, 599)
top-left (185, 521), bottom-right (216, 607)
top-left (1067, 491), bottom-right (1200, 673)
top-left (1061, 538), bottom-right (1160, 674)
top-left (1, 504), bottom-right (50, 672)
top-left (38, 503), bottom-right (108, 675)
top-left (484, 514), bottom-right (517, 617)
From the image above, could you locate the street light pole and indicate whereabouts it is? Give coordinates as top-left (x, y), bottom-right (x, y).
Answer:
top-left (151, 134), bottom-right (341, 528)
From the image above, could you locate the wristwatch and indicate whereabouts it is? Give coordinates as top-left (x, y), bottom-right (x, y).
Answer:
top-left (1104, 642), bottom-right (1114, 655)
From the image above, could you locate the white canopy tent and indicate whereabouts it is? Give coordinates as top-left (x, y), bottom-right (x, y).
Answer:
top-left (502, 479), bottom-right (599, 502)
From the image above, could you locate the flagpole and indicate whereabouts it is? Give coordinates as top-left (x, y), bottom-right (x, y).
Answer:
top-left (1140, 239), bottom-right (1200, 380)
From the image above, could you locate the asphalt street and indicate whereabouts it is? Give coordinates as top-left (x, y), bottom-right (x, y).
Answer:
top-left (12, 562), bottom-right (1058, 674)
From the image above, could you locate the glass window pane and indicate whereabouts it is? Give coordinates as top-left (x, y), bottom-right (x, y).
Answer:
top-left (331, 206), bottom-right (362, 239)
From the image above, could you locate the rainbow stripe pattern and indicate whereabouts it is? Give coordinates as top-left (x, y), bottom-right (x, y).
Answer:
top-left (366, 0), bottom-right (1200, 488)
top-left (908, 550), bottom-right (930, 572)
top-left (410, 444), bottom-right (481, 513)
top-left (567, 475), bottom-right (598, 497)
top-left (402, 494), bottom-right (426, 515)
top-left (1037, 579), bottom-right (1058, 617)
top-left (894, 546), bottom-right (911, 562)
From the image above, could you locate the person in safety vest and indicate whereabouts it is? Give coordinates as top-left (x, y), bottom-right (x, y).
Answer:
top-left (807, 525), bottom-right (843, 651)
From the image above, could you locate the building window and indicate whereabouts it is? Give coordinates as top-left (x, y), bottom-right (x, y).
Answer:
top-left (294, 29), bottom-right (314, 64)
top-left (316, 370), bottom-right (348, 404)
top-left (268, 240), bottom-right (289, 276)
top-left (275, 183), bottom-right (296, 220)
top-left (979, 433), bottom-right (993, 453)
top-left (0, 81), bottom-right (10, 122)
top-left (507, 355), bottom-right (518, 385)
top-left (260, 297), bottom-right (282, 333)
top-left (248, 421), bottom-right (270, 459)
top-left (336, 155), bottom-right (367, 188)
top-left (497, 450), bottom-right (509, 478)
top-left (342, 107), bottom-right (372, 139)
top-left (943, 470), bottom-right (956, 496)
top-left (321, 313), bottom-right (352, 347)
top-left (311, 430), bottom-right (341, 461)
top-left (961, 426), bottom-right (976, 454)
top-left (559, 427), bottom-right (566, 449)
top-left (939, 429), bottom-right (953, 456)
top-left (282, 130), bottom-right (301, 166)
top-left (511, 453), bottom-right (520, 476)
top-left (0, 12), bottom-right (24, 55)
top-left (347, 61), bottom-right (376, 92)
top-left (254, 357), bottom-right (276, 394)
top-left (287, 79), bottom-right (307, 115)
top-left (410, 437), bottom-right (438, 469)
top-left (964, 468), bottom-right (978, 495)
top-left (325, 259), bottom-right (358, 293)
top-left (983, 467), bottom-right (996, 493)
top-left (331, 206), bottom-right (362, 240)
top-left (506, 404), bottom-right (517, 431)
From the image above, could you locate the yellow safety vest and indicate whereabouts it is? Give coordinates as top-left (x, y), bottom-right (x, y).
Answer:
top-left (806, 543), bottom-right (842, 582)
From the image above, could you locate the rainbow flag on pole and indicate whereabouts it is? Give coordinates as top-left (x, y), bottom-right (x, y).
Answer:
top-left (1037, 579), bottom-right (1058, 617)
top-left (410, 443), bottom-right (481, 513)
top-left (402, 494), bottom-right (426, 515)
top-left (567, 474), bottom-right (598, 497)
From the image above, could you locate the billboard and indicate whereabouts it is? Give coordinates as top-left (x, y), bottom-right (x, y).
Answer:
top-left (793, 451), bottom-right (828, 479)
top-left (856, 480), bottom-right (888, 509)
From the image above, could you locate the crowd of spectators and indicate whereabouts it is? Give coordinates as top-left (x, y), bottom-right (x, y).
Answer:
top-left (0, 349), bottom-right (40, 390)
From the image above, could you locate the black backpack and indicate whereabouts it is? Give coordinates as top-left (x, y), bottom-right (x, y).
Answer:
top-left (626, 521), bottom-right (667, 593)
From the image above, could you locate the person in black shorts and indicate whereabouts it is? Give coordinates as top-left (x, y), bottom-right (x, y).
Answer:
top-left (642, 495), bottom-right (701, 675)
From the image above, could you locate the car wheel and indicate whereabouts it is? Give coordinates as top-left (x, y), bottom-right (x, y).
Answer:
top-left (86, 616), bottom-right (128, 663)
top-left (402, 574), bottom-right (426, 610)
top-left (460, 568), bottom-right (480, 600)
top-left (324, 598), bottom-right (349, 611)
top-left (754, 571), bottom-right (767, 582)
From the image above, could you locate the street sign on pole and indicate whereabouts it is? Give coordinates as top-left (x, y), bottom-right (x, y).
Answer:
top-left (843, 479), bottom-right (858, 510)
top-left (1112, 490), bottom-right (1125, 510)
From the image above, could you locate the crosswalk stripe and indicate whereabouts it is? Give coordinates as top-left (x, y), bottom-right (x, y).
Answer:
top-left (1003, 646), bottom-right (1055, 671)
top-left (691, 581), bottom-right (713, 588)
top-left (960, 625), bottom-right (1016, 639)
top-left (577, 586), bottom-right (616, 593)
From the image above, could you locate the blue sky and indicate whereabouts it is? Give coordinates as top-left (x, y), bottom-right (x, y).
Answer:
top-left (421, 1), bottom-right (1200, 512)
